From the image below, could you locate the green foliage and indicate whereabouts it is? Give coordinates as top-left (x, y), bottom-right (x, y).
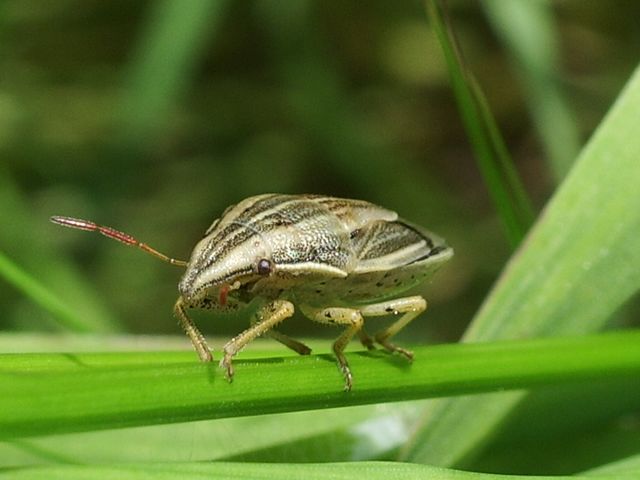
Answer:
top-left (402, 60), bottom-right (640, 468)
top-left (1, 461), bottom-right (637, 480)
top-left (1, 1), bottom-right (639, 478)
top-left (482, 0), bottom-right (580, 181)
top-left (426, 0), bottom-right (535, 247)
top-left (1, 332), bottom-right (639, 439)
top-left (0, 251), bottom-right (93, 332)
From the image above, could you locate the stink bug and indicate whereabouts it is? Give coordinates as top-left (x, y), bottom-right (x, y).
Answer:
top-left (51, 194), bottom-right (453, 390)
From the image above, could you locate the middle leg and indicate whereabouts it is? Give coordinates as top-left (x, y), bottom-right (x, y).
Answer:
top-left (250, 315), bottom-right (312, 356)
top-left (300, 305), bottom-right (365, 391)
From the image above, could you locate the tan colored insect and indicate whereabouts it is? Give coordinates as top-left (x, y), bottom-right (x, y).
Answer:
top-left (51, 194), bottom-right (452, 390)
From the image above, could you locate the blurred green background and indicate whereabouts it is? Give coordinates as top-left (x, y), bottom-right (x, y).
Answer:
top-left (1, 0), bottom-right (638, 346)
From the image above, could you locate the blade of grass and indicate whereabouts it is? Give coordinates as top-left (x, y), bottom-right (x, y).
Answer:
top-left (426, 0), bottom-right (535, 248)
top-left (586, 454), bottom-right (640, 477)
top-left (469, 377), bottom-right (640, 473)
top-left (482, 0), bottom-right (581, 182)
top-left (0, 172), bottom-right (118, 332)
top-left (1, 461), bottom-right (637, 480)
top-left (0, 252), bottom-right (92, 333)
top-left (0, 335), bottom-right (422, 466)
top-left (113, 0), bottom-right (226, 154)
top-left (0, 404), bottom-right (402, 466)
top-left (0, 331), bottom-right (639, 439)
top-left (0, 334), bottom-right (409, 466)
top-left (402, 63), bottom-right (640, 465)
top-left (474, 423), bottom-right (640, 475)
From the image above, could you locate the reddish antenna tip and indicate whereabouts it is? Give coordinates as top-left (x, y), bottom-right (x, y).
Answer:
top-left (50, 216), bottom-right (97, 231)
top-left (50, 214), bottom-right (189, 267)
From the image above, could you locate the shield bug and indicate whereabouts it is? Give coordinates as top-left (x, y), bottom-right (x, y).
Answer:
top-left (51, 194), bottom-right (453, 390)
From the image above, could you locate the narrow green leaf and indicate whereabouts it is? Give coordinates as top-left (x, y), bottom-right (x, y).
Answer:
top-left (586, 454), bottom-right (640, 477)
top-left (402, 63), bottom-right (640, 465)
top-left (426, 0), bottom-right (535, 247)
top-left (0, 172), bottom-right (118, 332)
top-left (113, 0), bottom-right (226, 151)
top-left (0, 404), bottom-right (410, 469)
top-left (483, 0), bottom-right (581, 181)
top-left (1, 461), bottom-right (637, 480)
top-left (1, 332), bottom-right (639, 439)
top-left (468, 377), bottom-right (640, 473)
top-left (0, 403), bottom-right (414, 466)
top-left (0, 252), bottom-right (92, 332)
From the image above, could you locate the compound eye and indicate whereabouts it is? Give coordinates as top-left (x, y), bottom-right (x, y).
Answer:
top-left (256, 258), bottom-right (273, 275)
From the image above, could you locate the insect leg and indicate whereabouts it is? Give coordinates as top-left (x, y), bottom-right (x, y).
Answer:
top-left (250, 311), bottom-right (311, 355)
top-left (258, 327), bottom-right (312, 356)
top-left (357, 328), bottom-right (376, 350)
top-left (220, 299), bottom-right (295, 381)
top-left (300, 306), bottom-right (364, 391)
top-left (174, 297), bottom-right (212, 362)
top-left (358, 295), bottom-right (427, 360)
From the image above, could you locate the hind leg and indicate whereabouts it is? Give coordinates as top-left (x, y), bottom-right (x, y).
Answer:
top-left (359, 295), bottom-right (427, 360)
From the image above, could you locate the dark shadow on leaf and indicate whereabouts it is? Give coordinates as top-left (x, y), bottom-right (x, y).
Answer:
top-left (60, 353), bottom-right (90, 368)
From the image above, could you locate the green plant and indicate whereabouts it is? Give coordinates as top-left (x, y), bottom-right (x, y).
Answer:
top-left (1, 2), bottom-right (640, 478)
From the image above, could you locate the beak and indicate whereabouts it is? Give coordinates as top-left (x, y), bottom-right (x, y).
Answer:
top-left (218, 280), bottom-right (242, 306)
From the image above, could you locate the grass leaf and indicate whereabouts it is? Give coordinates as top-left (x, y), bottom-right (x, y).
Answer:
top-left (2, 460), bottom-right (638, 480)
top-left (113, 0), bottom-right (226, 154)
top-left (483, 0), bottom-right (581, 181)
top-left (0, 173), bottom-right (118, 332)
top-left (402, 62), bottom-right (640, 466)
top-left (0, 252), bottom-right (94, 333)
top-left (1, 331), bottom-right (640, 439)
top-left (426, 0), bottom-right (535, 247)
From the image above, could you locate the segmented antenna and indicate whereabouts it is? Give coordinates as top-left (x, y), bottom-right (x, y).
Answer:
top-left (50, 216), bottom-right (188, 267)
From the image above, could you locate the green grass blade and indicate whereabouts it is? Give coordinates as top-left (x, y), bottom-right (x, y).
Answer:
top-left (1, 461), bottom-right (637, 480)
top-left (402, 63), bottom-right (640, 465)
top-left (0, 252), bottom-right (92, 333)
top-left (0, 173), bottom-right (118, 332)
top-left (1, 331), bottom-right (639, 439)
top-left (482, 0), bottom-right (581, 182)
top-left (468, 377), bottom-right (640, 473)
top-left (586, 454), bottom-right (640, 477)
top-left (426, 0), bottom-right (535, 247)
top-left (0, 403), bottom-right (410, 466)
top-left (113, 0), bottom-right (226, 151)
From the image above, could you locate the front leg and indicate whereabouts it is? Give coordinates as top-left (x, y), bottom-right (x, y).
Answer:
top-left (174, 296), bottom-right (212, 362)
top-left (220, 299), bottom-right (295, 382)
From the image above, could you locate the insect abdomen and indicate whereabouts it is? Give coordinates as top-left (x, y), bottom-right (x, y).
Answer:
top-left (292, 218), bottom-right (452, 305)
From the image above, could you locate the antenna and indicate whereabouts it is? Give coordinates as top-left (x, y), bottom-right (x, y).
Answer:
top-left (50, 216), bottom-right (188, 267)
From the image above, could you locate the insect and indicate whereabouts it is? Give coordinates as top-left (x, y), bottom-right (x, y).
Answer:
top-left (51, 194), bottom-right (453, 391)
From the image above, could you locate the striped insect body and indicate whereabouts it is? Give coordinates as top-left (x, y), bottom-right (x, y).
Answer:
top-left (51, 194), bottom-right (452, 391)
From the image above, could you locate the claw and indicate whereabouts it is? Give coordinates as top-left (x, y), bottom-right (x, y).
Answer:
top-left (375, 335), bottom-right (414, 361)
top-left (298, 345), bottom-right (313, 355)
top-left (219, 354), bottom-right (234, 382)
top-left (334, 352), bottom-right (353, 392)
top-left (341, 366), bottom-right (353, 392)
top-left (396, 346), bottom-right (414, 362)
top-left (358, 330), bottom-right (376, 350)
top-left (359, 337), bottom-right (376, 351)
